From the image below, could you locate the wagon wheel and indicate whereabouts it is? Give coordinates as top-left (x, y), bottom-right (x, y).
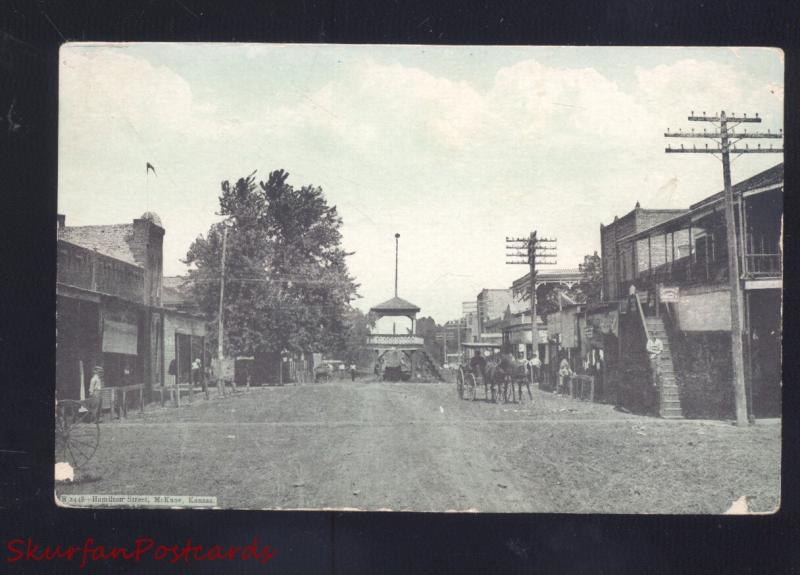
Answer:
top-left (463, 372), bottom-right (475, 401)
top-left (456, 369), bottom-right (464, 399)
top-left (55, 400), bottom-right (100, 469)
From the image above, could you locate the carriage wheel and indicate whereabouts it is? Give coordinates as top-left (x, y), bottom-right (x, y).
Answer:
top-left (456, 369), bottom-right (464, 399)
top-left (55, 400), bottom-right (100, 469)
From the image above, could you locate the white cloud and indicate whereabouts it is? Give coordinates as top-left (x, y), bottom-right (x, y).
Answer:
top-left (60, 48), bottom-right (233, 140)
top-left (58, 46), bottom-right (784, 321)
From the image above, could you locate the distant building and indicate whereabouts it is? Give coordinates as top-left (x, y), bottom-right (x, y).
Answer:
top-left (461, 300), bottom-right (478, 343)
top-left (476, 288), bottom-right (513, 339)
top-left (502, 269), bottom-right (584, 371)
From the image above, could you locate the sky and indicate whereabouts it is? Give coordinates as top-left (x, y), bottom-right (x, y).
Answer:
top-left (58, 44), bottom-right (783, 322)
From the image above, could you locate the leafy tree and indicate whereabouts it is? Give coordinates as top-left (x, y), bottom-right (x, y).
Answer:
top-left (184, 170), bottom-right (359, 357)
top-left (577, 251), bottom-right (603, 304)
top-left (338, 307), bottom-right (376, 366)
top-left (415, 316), bottom-right (442, 364)
top-left (512, 252), bottom-right (603, 318)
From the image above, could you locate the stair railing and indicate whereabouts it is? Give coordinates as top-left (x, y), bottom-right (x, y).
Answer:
top-left (633, 293), bottom-right (650, 341)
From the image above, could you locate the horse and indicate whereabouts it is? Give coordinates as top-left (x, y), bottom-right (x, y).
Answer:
top-left (484, 353), bottom-right (532, 403)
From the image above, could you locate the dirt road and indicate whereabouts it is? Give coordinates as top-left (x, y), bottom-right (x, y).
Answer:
top-left (57, 379), bottom-right (780, 513)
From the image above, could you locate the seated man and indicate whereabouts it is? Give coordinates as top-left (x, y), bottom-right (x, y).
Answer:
top-left (469, 350), bottom-right (486, 378)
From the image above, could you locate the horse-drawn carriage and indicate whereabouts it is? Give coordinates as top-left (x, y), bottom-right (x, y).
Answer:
top-left (456, 342), bottom-right (533, 403)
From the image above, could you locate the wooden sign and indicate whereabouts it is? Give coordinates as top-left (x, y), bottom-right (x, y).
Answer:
top-left (659, 285), bottom-right (680, 303)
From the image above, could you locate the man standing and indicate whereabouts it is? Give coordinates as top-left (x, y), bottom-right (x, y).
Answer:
top-left (350, 363), bottom-right (357, 382)
top-left (529, 354), bottom-right (542, 385)
top-left (87, 366), bottom-right (104, 421)
top-left (558, 356), bottom-right (572, 395)
top-left (191, 358), bottom-right (202, 387)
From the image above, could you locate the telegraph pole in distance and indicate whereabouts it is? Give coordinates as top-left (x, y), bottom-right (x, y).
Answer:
top-left (665, 110), bottom-right (783, 425)
top-left (506, 232), bottom-right (557, 358)
top-left (443, 325), bottom-right (447, 365)
top-left (217, 224), bottom-right (229, 396)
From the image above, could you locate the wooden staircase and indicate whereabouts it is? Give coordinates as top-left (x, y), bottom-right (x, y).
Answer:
top-left (645, 316), bottom-right (684, 419)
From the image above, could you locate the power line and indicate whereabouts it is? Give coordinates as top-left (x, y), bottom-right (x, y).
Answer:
top-left (505, 231), bottom-right (557, 357)
top-left (665, 109), bottom-right (782, 426)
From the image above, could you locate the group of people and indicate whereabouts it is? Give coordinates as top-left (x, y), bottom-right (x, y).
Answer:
top-left (468, 349), bottom-right (607, 396)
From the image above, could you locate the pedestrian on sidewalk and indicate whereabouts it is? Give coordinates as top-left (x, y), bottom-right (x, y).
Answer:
top-left (558, 357), bottom-right (572, 395)
top-left (192, 358), bottom-right (202, 387)
top-left (350, 363), bottom-right (357, 382)
top-left (87, 366), bottom-right (104, 421)
top-left (528, 354), bottom-right (541, 386)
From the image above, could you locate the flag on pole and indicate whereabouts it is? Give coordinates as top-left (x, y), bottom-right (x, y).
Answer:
top-left (146, 162), bottom-right (157, 176)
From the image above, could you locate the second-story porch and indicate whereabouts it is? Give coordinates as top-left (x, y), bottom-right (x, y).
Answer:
top-left (613, 165), bottom-right (782, 296)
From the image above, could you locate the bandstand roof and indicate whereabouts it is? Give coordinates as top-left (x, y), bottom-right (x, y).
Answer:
top-left (370, 296), bottom-right (421, 315)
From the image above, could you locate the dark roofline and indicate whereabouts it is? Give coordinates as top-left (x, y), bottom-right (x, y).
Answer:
top-left (370, 295), bottom-right (421, 312)
top-left (689, 162), bottom-right (783, 211)
top-left (602, 207), bottom-right (687, 228)
top-left (57, 238), bottom-right (145, 270)
top-left (617, 163), bottom-right (783, 244)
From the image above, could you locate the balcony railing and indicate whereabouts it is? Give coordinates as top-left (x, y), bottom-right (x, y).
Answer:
top-left (366, 334), bottom-right (424, 346)
top-left (743, 253), bottom-right (782, 278)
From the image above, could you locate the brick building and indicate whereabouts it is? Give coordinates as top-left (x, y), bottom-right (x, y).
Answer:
top-left (598, 164), bottom-right (783, 419)
top-left (600, 204), bottom-right (687, 301)
top-left (461, 301), bottom-right (479, 343)
top-left (56, 212), bottom-right (206, 401)
top-left (476, 288), bottom-right (514, 339)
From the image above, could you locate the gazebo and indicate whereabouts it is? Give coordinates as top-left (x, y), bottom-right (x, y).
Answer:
top-left (367, 234), bottom-right (423, 350)
top-left (366, 234), bottom-right (442, 381)
top-left (369, 296), bottom-right (421, 337)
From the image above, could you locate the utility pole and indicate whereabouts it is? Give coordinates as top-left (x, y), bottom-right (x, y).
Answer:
top-left (394, 233), bottom-right (400, 297)
top-left (443, 325), bottom-right (447, 365)
top-left (217, 224), bottom-right (228, 396)
top-left (666, 110), bottom-right (782, 425)
top-left (506, 232), bottom-right (557, 358)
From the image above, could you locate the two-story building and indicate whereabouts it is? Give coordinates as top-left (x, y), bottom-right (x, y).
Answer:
top-left (600, 164), bottom-right (782, 418)
top-left (56, 212), bottom-right (207, 402)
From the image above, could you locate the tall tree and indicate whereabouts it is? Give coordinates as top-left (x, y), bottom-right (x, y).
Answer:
top-left (577, 251), bottom-right (603, 304)
top-left (339, 307), bottom-right (376, 366)
top-left (415, 316), bottom-right (442, 364)
top-left (184, 170), bottom-right (359, 357)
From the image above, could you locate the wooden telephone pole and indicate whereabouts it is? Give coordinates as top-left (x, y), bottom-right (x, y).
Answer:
top-left (506, 232), bottom-right (557, 358)
top-left (217, 224), bottom-right (229, 396)
top-left (665, 111), bottom-right (782, 425)
top-left (218, 225), bottom-right (228, 362)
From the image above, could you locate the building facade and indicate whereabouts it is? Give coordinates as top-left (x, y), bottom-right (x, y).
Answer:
top-left (476, 288), bottom-right (514, 339)
top-left (599, 164), bottom-right (783, 418)
top-left (56, 213), bottom-right (206, 401)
